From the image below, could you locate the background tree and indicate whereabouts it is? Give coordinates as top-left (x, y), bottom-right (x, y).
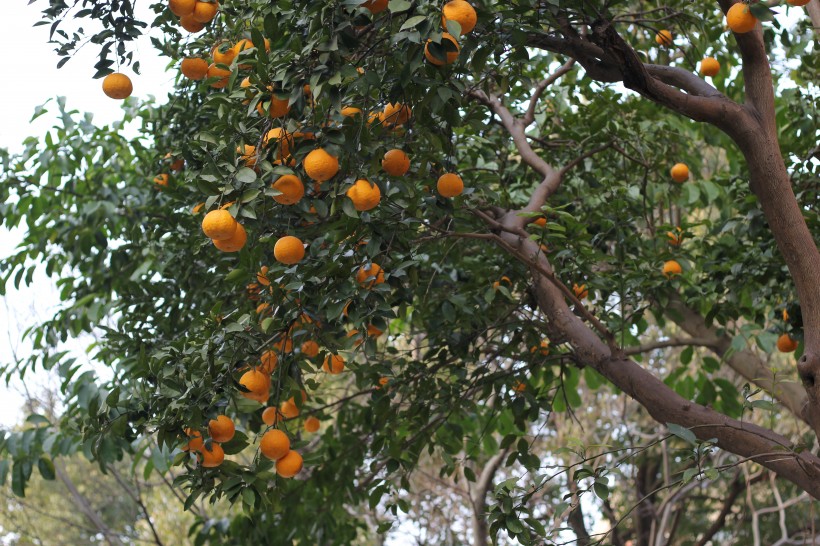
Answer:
top-left (1, 0), bottom-right (819, 544)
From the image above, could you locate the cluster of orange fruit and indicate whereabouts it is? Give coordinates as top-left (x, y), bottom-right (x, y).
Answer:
top-left (423, 0), bottom-right (478, 67)
top-left (168, 0), bottom-right (219, 33)
top-left (183, 415), bottom-right (235, 468)
top-left (662, 163), bottom-right (690, 278)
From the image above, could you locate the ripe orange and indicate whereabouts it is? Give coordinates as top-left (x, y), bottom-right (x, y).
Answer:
top-left (273, 336), bottom-right (294, 353)
top-left (301, 340), bottom-right (320, 358)
top-left (360, 0), bottom-right (388, 14)
top-left (304, 416), bottom-right (320, 433)
top-left (368, 111), bottom-right (383, 125)
top-left (208, 415), bottom-right (235, 443)
top-left (206, 63), bottom-right (231, 88)
top-left (776, 333), bottom-right (798, 353)
top-left (655, 30), bottom-right (673, 46)
top-left (280, 399), bottom-right (300, 419)
top-left (180, 57), bottom-right (209, 80)
top-left (425, 33), bottom-right (460, 66)
top-left (573, 283), bottom-right (588, 300)
top-left (341, 106), bottom-right (362, 117)
top-left (272, 175), bottom-right (305, 205)
top-left (169, 0), bottom-right (196, 16)
top-left (783, 309), bottom-right (790, 322)
top-left (202, 210), bottom-right (237, 240)
top-left (533, 217), bottom-right (547, 227)
top-left (437, 173), bottom-right (464, 197)
top-left (239, 369), bottom-right (271, 403)
top-left (346, 179), bottom-right (381, 211)
top-left (382, 149), bottom-right (410, 176)
top-left (700, 57), bottom-right (720, 77)
top-left (211, 41), bottom-right (236, 66)
top-left (304, 148), bottom-right (340, 182)
top-left (153, 174), bottom-right (169, 187)
top-left (179, 14), bottom-right (205, 32)
top-left (262, 407), bottom-right (282, 426)
top-left (102, 73), bottom-right (133, 100)
top-left (199, 443), bottom-right (224, 468)
top-left (382, 103), bottom-right (411, 126)
top-left (441, 0), bottom-right (477, 35)
top-left (274, 235), bottom-right (306, 265)
top-left (233, 38), bottom-right (254, 68)
top-left (670, 163), bottom-right (689, 183)
top-left (260, 429), bottom-right (290, 460)
top-left (212, 223), bottom-right (247, 252)
top-left (264, 127), bottom-right (294, 158)
top-left (192, 0), bottom-right (218, 23)
top-left (726, 3), bottom-right (757, 34)
top-left (259, 350), bottom-right (278, 373)
top-left (662, 260), bottom-right (682, 278)
top-left (356, 263), bottom-right (385, 288)
top-left (367, 324), bottom-right (384, 337)
top-left (257, 94), bottom-right (290, 118)
top-left (276, 450), bottom-right (303, 478)
top-left (530, 340), bottom-right (549, 356)
top-left (322, 354), bottom-right (345, 374)
top-left (183, 428), bottom-right (204, 451)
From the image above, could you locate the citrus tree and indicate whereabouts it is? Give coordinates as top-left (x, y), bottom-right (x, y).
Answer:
top-left (1, 0), bottom-right (819, 543)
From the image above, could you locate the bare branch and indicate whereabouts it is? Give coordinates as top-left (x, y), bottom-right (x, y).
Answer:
top-left (622, 337), bottom-right (720, 356)
top-left (522, 59), bottom-right (576, 126)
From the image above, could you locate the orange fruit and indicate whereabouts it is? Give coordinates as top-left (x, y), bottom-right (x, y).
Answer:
top-left (304, 416), bottom-right (320, 433)
top-left (356, 263), bottom-right (385, 288)
top-left (367, 324), bottom-right (384, 337)
top-left (322, 354), bottom-right (345, 374)
top-left (787, 0), bottom-right (810, 4)
top-left (368, 111), bottom-right (383, 125)
top-left (382, 103), bottom-right (411, 126)
top-left (212, 223), bottom-right (247, 252)
top-left (170, 158), bottom-right (184, 172)
top-left (192, 0), bottom-right (218, 23)
top-left (726, 3), bottom-right (757, 34)
top-left (179, 14), bottom-right (205, 32)
top-left (259, 350), bottom-right (278, 373)
top-left (382, 149), bottom-right (410, 176)
top-left (700, 57), bottom-right (720, 77)
top-left (301, 340), bottom-right (320, 358)
top-left (273, 336), bottom-right (294, 353)
top-left (208, 415), bottom-right (235, 443)
top-left (530, 340), bottom-right (550, 356)
top-left (667, 228), bottom-right (683, 246)
top-left (257, 96), bottom-right (290, 118)
top-left (102, 73), bottom-right (133, 100)
top-left (211, 42), bottom-right (236, 66)
top-left (192, 202), bottom-right (205, 214)
top-left (662, 260), bottom-right (682, 278)
top-left (180, 57), bottom-right (209, 80)
top-left (199, 443), bottom-right (224, 468)
top-left (513, 382), bottom-right (527, 393)
top-left (202, 210), bottom-right (237, 240)
top-left (777, 333), bottom-right (799, 353)
top-left (341, 106), bottom-right (362, 117)
top-left (573, 283), bottom-right (588, 300)
top-left (168, 0), bottom-right (196, 16)
top-left (206, 63), bottom-right (231, 88)
top-left (276, 450), bottom-right (303, 478)
top-left (257, 265), bottom-right (270, 286)
top-left (280, 399), bottom-right (300, 419)
top-left (670, 163), bottom-right (689, 183)
top-left (533, 217), bottom-right (547, 227)
top-left (783, 309), bottom-right (790, 322)
top-left (153, 174), bottom-right (169, 187)
top-left (183, 428), bottom-right (204, 451)
top-left (437, 173), bottom-right (464, 197)
top-left (272, 175), bottom-right (305, 205)
top-left (346, 179), bottom-right (381, 211)
top-left (425, 33), bottom-right (460, 66)
top-left (233, 38), bottom-right (254, 68)
top-left (239, 369), bottom-right (271, 403)
top-left (264, 128), bottom-right (294, 158)
top-left (655, 30), bottom-right (673, 46)
top-left (260, 429), bottom-right (290, 460)
top-left (237, 144), bottom-right (257, 167)
top-left (304, 148), bottom-right (340, 182)
top-left (274, 235), bottom-right (306, 265)
top-left (441, 0), bottom-right (477, 35)
top-left (262, 407), bottom-right (282, 426)
top-left (360, 0), bottom-right (388, 14)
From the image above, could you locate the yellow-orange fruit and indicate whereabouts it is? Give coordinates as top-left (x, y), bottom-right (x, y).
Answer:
top-left (573, 283), bottom-right (588, 300)
top-left (264, 127), bottom-right (294, 158)
top-left (530, 340), bottom-right (550, 356)
top-left (180, 57), bottom-right (209, 80)
top-left (102, 73), bottom-right (133, 100)
top-left (183, 428), bottom-right (204, 451)
top-left (169, 0), bottom-right (196, 16)
top-left (437, 173), bottom-right (464, 197)
top-left (382, 149), bottom-right (410, 176)
top-left (153, 174), bottom-right (169, 187)
top-left (322, 354), bottom-right (345, 374)
top-left (260, 429), bottom-right (290, 460)
top-left (382, 103), bottom-right (411, 126)
top-left (179, 14), bottom-right (205, 32)
top-left (274, 235), bottom-right (305, 265)
top-left (726, 3), bottom-right (757, 34)
top-left (670, 163), bottom-right (689, 183)
top-left (662, 260), bottom-right (682, 278)
top-left (239, 369), bottom-right (270, 403)
top-left (206, 63), bottom-right (231, 88)
top-left (257, 97), bottom-right (290, 118)
top-left (700, 57), bottom-right (720, 77)
top-left (192, 0), bottom-right (218, 23)
top-left (259, 350), bottom-right (278, 374)
top-left (276, 450), bottom-right (303, 478)
top-left (272, 175), bottom-right (305, 205)
top-left (441, 0), bottom-right (477, 35)
top-left (262, 407), bottom-right (282, 426)
top-left (346, 179), bottom-right (381, 211)
top-left (304, 148), bottom-right (340, 182)
top-left (202, 210), bottom-right (237, 240)
top-left (356, 263), bottom-right (385, 288)
top-left (301, 340), bottom-right (320, 358)
top-left (208, 415), bottom-right (235, 443)
top-left (199, 443), bottom-right (224, 467)
top-left (304, 416), bottom-right (320, 433)
top-left (425, 33), bottom-right (460, 66)
top-left (212, 223), bottom-right (247, 252)
top-left (655, 29), bottom-right (673, 46)
top-left (777, 333), bottom-right (799, 353)
top-left (280, 399), bottom-right (300, 419)
top-left (341, 106), bottom-right (362, 117)
top-left (211, 42), bottom-right (236, 66)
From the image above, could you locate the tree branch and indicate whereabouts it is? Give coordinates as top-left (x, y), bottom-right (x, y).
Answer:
top-left (622, 337), bottom-right (719, 356)
top-left (522, 59), bottom-right (576, 126)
